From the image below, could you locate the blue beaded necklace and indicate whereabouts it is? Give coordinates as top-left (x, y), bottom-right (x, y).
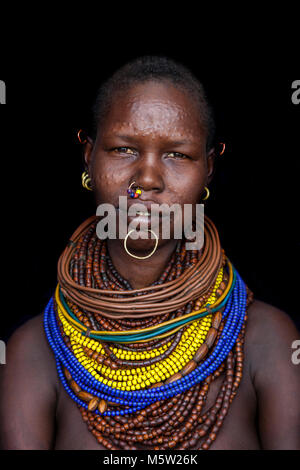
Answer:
top-left (44, 265), bottom-right (247, 417)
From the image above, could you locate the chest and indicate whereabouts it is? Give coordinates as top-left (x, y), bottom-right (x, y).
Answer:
top-left (54, 367), bottom-right (260, 450)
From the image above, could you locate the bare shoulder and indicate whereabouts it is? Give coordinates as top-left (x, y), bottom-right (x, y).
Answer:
top-left (3, 314), bottom-right (58, 384)
top-left (243, 300), bottom-right (300, 449)
top-left (244, 298), bottom-right (300, 381)
top-left (245, 299), bottom-right (299, 348)
top-left (0, 314), bottom-right (59, 449)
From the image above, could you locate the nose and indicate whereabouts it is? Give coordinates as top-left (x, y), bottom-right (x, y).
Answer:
top-left (134, 152), bottom-right (165, 194)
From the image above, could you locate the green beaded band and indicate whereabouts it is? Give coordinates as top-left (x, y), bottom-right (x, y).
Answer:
top-left (57, 268), bottom-right (236, 343)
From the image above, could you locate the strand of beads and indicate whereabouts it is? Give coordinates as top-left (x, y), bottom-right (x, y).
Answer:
top-left (44, 267), bottom-right (247, 416)
top-left (57, 216), bottom-right (224, 319)
top-left (56, 302), bottom-right (212, 391)
top-left (53, 265), bottom-right (225, 391)
top-left (73, 235), bottom-right (204, 334)
top-left (71, 311), bottom-right (246, 450)
top-left (68, 260), bottom-right (225, 333)
top-left (44, 266), bottom-right (251, 449)
top-left (75, 289), bottom-right (249, 450)
top-left (55, 263), bottom-right (229, 344)
top-left (44, 211), bottom-right (252, 449)
top-left (57, 265), bottom-right (223, 357)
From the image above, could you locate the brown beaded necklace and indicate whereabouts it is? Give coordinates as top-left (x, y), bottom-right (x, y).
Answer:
top-left (57, 215), bottom-right (224, 319)
top-left (58, 313), bottom-right (250, 450)
top-left (54, 215), bottom-right (254, 450)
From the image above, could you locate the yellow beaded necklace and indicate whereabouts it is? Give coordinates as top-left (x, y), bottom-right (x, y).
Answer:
top-left (56, 267), bottom-right (223, 391)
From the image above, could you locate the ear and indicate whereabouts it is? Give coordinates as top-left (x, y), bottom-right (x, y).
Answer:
top-left (83, 137), bottom-right (94, 170)
top-left (206, 147), bottom-right (216, 184)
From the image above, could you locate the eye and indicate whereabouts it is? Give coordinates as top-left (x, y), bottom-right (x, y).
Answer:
top-left (112, 147), bottom-right (136, 155)
top-left (167, 151), bottom-right (190, 159)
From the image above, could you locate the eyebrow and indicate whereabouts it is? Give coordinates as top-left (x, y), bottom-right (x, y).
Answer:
top-left (113, 134), bottom-right (194, 146)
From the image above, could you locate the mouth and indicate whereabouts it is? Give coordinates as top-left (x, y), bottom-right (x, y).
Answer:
top-left (114, 198), bottom-right (181, 235)
top-left (135, 210), bottom-right (150, 216)
top-left (116, 207), bottom-right (152, 215)
top-left (116, 199), bottom-right (172, 217)
top-left (116, 208), bottom-right (156, 225)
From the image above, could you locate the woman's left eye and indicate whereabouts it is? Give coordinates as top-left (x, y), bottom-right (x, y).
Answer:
top-left (167, 151), bottom-right (189, 159)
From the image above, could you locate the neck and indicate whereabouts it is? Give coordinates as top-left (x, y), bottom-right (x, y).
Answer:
top-left (106, 238), bottom-right (178, 289)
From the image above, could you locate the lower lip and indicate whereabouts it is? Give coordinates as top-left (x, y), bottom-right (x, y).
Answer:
top-left (116, 209), bottom-right (162, 229)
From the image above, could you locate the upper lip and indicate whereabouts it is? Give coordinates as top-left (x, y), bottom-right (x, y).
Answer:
top-left (116, 198), bottom-right (168, 215)
top-left (117, 199), bottom-right (161, 212)
top-left (128, 199), bottom-right (160, 212)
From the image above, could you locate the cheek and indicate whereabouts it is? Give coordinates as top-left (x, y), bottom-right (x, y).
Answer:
top-left (91, 157), bottom-right (125, 204)
top-left (167, 164), bottom-right (207, 205)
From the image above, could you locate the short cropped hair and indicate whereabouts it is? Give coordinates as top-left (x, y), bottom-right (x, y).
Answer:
top-left (92, 56), bottom-right (216, 151)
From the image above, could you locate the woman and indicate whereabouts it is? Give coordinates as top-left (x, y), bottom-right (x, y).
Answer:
top-left (0, 56), bottom-right (299, 450)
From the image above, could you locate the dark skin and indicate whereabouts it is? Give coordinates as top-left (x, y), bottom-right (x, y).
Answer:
top-left (87, 82), bottom-right (214, 289)
top-left (1, 82), bottom-right (300, 450)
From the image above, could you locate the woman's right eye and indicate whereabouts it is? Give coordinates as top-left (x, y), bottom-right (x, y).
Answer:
top-left (112, 147), bottom-right (136, 155)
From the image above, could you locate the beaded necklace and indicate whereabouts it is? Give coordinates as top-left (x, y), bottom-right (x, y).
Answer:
top-left (44, 216), bottom-right (254, 450)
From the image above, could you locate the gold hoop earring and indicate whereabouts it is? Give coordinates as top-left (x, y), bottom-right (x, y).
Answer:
top-left (202, 186), bottom-right (210, 201)
top-left (124, 229), bottom-right (158, 260)
top-left (81, 171), bottom-right (92, 191)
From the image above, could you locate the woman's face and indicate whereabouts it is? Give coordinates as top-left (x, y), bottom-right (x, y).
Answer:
top-left (85, 81), bottom-right (215, 249)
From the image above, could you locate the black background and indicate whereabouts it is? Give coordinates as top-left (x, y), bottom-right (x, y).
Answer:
top-left (0, 38), bottom-right (299, 342)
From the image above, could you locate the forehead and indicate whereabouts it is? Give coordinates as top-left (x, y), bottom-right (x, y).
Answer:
top-left (100, 81), bottom-right (205, 141)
